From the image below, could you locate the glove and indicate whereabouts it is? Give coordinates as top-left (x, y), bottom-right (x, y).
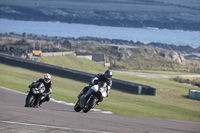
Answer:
top-left (42, 92), bottom-right (50, 96)
top-left (91, 77), bottom-right (98, 85)
top-left (94, 80), bottom-right (98, 85)
top-left (99, 98), bottom-right (103, 102)
top-left (49, 88), bottom-right (52, 94)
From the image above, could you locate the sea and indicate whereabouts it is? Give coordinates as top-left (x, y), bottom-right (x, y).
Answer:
top-left (0, 18), bottom-right (199, 48)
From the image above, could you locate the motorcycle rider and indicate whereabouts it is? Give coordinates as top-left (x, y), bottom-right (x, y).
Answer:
top-left (78, 70), bottom-right (113, 103)
top-left (36, 73), bottom-right (53, 107)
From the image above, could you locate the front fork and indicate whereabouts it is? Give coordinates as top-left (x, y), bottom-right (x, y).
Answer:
top-left (80, 89), bottom-right (95, 108)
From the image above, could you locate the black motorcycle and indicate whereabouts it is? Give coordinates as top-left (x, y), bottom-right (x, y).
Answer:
top-left (74, 81), bottom-right (109, 113)
top-left (24, 82), bottom-right (46, 108)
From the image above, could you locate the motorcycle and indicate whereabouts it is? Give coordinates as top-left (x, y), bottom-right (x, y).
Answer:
top-left (74, 81), bottom-right (109, 113)
top-left (24, 82), bottom-right (46, 108)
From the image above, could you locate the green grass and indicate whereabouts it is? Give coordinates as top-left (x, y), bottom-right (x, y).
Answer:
top-left (110, 56), bottom-right (200, 73)
top-left (41, 54), bottom-right (106, 73)
top-left (40, 54), bottom-right (199, 76)
top-left (0, 62), bottom-right (200, 122)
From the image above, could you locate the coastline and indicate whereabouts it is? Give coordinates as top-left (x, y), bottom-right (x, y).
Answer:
top-left (0, 18), bottom-right (200, 48)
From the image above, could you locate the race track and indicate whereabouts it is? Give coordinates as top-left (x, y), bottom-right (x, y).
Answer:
top-left (0, 86), bottom-right (199, 133)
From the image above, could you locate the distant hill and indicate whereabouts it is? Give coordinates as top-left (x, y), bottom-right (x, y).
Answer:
top-left (1, 32), bottom-right (200, 61)
top-left (1, 34), bottom-right (200, 73)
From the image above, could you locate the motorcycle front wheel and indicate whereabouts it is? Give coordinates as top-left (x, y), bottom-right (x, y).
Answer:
top-left (24, 94), bottom-right (34, 107)
top-left (83, 96), bottom-right (97, 113)
top-left (74, 100), bottom-right (82, 112)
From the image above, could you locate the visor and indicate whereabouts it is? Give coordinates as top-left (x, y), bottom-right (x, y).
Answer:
top-left (44, 78), bottom-right (50, 82)
top-left (107, 75), bottom-right (112, 78)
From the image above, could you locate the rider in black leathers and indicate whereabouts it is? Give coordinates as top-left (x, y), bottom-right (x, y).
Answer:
top-left (78, 70), bottom-right (113, 102)
top-left (37, 73), bottom-right (53, 107)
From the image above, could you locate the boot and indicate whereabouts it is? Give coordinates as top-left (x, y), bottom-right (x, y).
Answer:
top-left (96, 98), bottom-right (103, 105)
top-left (39, 101), bottom-right (42, 107)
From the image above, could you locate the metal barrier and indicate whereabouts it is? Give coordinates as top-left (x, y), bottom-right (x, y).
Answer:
top-left (0, 53), bottom-right (156, 95)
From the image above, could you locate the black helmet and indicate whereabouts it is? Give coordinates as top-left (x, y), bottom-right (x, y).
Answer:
top-left (104, 70), bottom-right (113, 79)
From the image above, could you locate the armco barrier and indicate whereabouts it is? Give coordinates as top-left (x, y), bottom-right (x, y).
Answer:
top-left (0, 53), bottom-right (156, 95)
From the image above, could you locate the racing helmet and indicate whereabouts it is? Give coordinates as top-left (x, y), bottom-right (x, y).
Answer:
top-left (44, 73), bottom-right (51, 83)
top-left (104, 70), bottom-right (113, 80)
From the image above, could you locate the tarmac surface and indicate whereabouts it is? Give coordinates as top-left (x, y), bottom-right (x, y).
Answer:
top-left (112, 70), bottom-right (200, 78)
top-left (0, 86), bottom-right (200, 133)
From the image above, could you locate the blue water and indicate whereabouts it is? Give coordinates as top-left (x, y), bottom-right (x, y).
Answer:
top-left (0, 18), bottom-right (200, 48)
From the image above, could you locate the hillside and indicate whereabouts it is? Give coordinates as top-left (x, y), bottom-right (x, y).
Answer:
top-left (1, 36), bottom-right (200, 73)
top-left (0, 0), bottom-right (200, 31)
top-left (70, 41), bottom-right (200, 73)
top-left (41, 54), bottom-right (106, 74)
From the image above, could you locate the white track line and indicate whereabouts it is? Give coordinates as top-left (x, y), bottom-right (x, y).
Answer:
top-left (0, 121), bottom-right (113, 133)
top-left (0, 86), bottom-right (26, 95)
top-left (0, 86), bottom-right (113, 114)
top-left (50, 98), bottom-right (113, 114)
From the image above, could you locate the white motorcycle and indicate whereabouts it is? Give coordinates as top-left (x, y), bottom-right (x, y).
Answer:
top-left (74, 81), bottom-right (109, 113)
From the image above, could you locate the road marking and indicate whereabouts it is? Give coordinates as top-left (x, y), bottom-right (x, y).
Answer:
top-left (0, 86), bottom-right (113, 114)
top-left (112, 70), bottom-right (200, 78)
top-left (1, 121), bottom-right (113, 133)
top-left (51, 98), bottom-right (113, 114)
top-left (0, 86), bottom-right (26, 95)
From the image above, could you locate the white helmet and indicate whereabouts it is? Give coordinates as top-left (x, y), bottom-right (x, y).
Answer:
top-left (44, 73), bottom-right (51, 83)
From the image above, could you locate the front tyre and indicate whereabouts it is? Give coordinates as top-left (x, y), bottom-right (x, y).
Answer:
top-left (25, 94), bottom-right (33, 107)
top-left (74, 100), bottom-right (82, 112)
top-left (83, 97), bottom-right (97, 113)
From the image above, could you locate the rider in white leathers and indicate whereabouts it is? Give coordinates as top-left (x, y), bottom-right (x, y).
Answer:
top-left (78, 70), bottom-right (113, 102)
